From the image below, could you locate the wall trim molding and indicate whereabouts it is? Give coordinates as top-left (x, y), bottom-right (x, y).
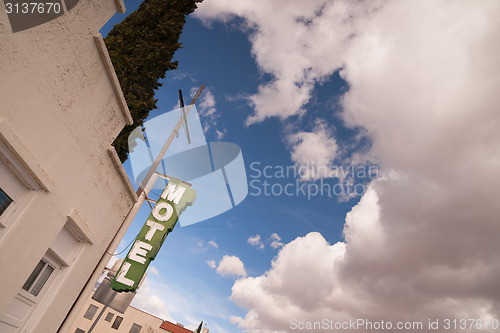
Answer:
top-left (67, 209), bottom-right (95, 244)
top-left (0, 117), bottom-right (54, 192)
top-left (108, 147), bottom-right (138, 202)
top-left (94, 34), bottom-right (133, 126)
top-left (114, 0), bottom-right (126, 14)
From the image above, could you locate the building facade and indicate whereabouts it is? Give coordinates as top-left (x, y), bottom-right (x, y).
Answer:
top-left (69, 291), bottom-right (166, 333)
top-left (70, 290), bottom-right (198, 333)
top-left (0, 0), bottom-right (139, 332)
top-left (68, 264), bottom-right (203, 333)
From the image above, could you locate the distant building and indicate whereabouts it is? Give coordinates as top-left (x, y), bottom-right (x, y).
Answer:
top-left (0, 0), bottom-right (139, 332)
top-left (69, 264), bottom-right (204, 333)
top-left (69, 289), bottom-right (199, 333)
top-left (160, 321), bottom-right (199, 333)
top-left (69, 290), bottom-right (165, 333)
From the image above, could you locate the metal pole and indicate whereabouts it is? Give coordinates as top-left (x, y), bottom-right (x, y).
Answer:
top-left (137, 85), bottom-right (204, 195)
top-left (87, 290), bottom-right (117, 333)
top-left (142, 125), bottom-right (155, 164)
top-left (179, 89), bottom-right (191, 144)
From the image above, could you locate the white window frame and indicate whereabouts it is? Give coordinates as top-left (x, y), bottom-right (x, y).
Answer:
top-left (18, 253), bottom-right (60, 303)
top-left (0, 118), bottom-right (53, 232)
top-left (0, 143), bottom-right (39, 229)
top-left (0, 186), bottom-right (14, 216)
top-left (20, 211), bottom-right (93, 332)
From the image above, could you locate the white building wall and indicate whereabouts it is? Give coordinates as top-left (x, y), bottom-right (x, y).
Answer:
top-left (0, 0), bottom-right (137, 331)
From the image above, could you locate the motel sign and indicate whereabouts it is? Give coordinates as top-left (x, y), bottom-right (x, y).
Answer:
top-left (110, 179), bottom-right (196, 292)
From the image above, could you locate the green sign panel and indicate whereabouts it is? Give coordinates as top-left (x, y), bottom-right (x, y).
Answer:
top-left (111, 179), bottom-right (196, 292)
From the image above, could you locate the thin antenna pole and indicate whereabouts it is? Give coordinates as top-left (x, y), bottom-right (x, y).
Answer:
top-left (137, 85), bottom-right (204, 195)
top-left (179, 90), bottom-right (185, 108)
top-left (179, 89), bottom-right (191, 144)
top-left (141, 125), bottom-right (155, 164)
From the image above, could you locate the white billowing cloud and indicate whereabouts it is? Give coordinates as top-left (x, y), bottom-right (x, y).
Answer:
top-left (229, 192), bottom-right (378, 331)
top-left (206, 260), bottom-right (217, 269)
top-left (208, 240), bottom-right (219, 249)
top-left (342, 186), bottom-right (383, 254)
top-left (231, 233), bottom-right (347, 332)
top-left (270, 233), bottom-right (281, 241)
top-left (269, 233), bottom-right (284, 249)
top-left (247, 234), bottom-right (264, 249)
top-left (197, 0), bottom-right (500, 332)
top-left (198, 88), bottom-right (216, 117)
top-left (195, 0), bottom-right (377, 124)
top-left (192, 87), bottom-right (226, 139)
top-left (133, 274), bottom-right (233, 332)
top-left (269, 240), bottom-right (283, 249)
top-left (216, 255), bottom-right (247, 278)
top-left (287, 120), bottom-right (338, 180)
top-left (132, 278), bottom-right (173, 321)
top-left (149, 266), bottom-right (160, 276)
top-left (215, 129), bottom-right (225, 140)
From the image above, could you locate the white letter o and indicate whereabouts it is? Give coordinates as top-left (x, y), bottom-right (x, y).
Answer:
top-left (152, 202), bottom-right (174, 221)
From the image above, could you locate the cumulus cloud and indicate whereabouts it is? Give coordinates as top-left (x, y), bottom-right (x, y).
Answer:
top-left (195, 0), bottom-right (374, 125)
top-left (287, 119), bottom-right (339, 180)
top-left (208, 240), bottom-right (219, 249)
top-left (194, 0), bottom-right (355, 180)
top-left (269, 233), bottom-right (284, 249)
top-left (197, 88), bottom-right (216, 117)
top-left (132, 278), bottom-right (173, 321)
top-left (216, 255), bottom-right (247, 278)
top-left (269, 240), bottom-right (283, 249)
top-left (206, 259), bottom-right (217, 269)
top-left (231, 233), bottom-right (347, 332)
top-left (197, 0), bottom-right (500, 332)
top-left (132, 275), bottom-right (231, 331)
top-left (149, 266), bottom-right (160, 276)
top-left (247, 234), bottom-right (264, 249)
top-left (192, 87), bottom-right (226, 139)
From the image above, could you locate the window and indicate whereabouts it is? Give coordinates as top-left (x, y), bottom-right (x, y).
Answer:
top-left (21, 259), bottom-right (55, 296)
top-left (0, 187), bottom-right (13, 215)
top-left (129, 323), bottom-right (142, 333)
top-left (0, 140), bottom-right (39, 231)
top-left (75, 329), bottom-right (85, 333)
top-left (105, 312), bottom-right (114, 322)
top-left (0, 120), bottom-right (53, 233)
top-left (0, 252), bottom-right (61, 333)
top-left (112, 316), bottom-right (123, 329)
top-left (83, 304), bottom-right (99, 320)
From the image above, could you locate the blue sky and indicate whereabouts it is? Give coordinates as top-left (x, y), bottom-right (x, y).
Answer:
top-left (100, 1), bottom-right (500, 333)
top-left (100, 3), bottom-right (362, 331)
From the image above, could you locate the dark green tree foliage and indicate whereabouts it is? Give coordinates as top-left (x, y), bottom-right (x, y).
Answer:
top-left (106, 0), bottom-right (203, 162)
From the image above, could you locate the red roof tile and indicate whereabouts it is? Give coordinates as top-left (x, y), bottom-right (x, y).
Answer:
top-left (160, 320), bottom-right (194, 333)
